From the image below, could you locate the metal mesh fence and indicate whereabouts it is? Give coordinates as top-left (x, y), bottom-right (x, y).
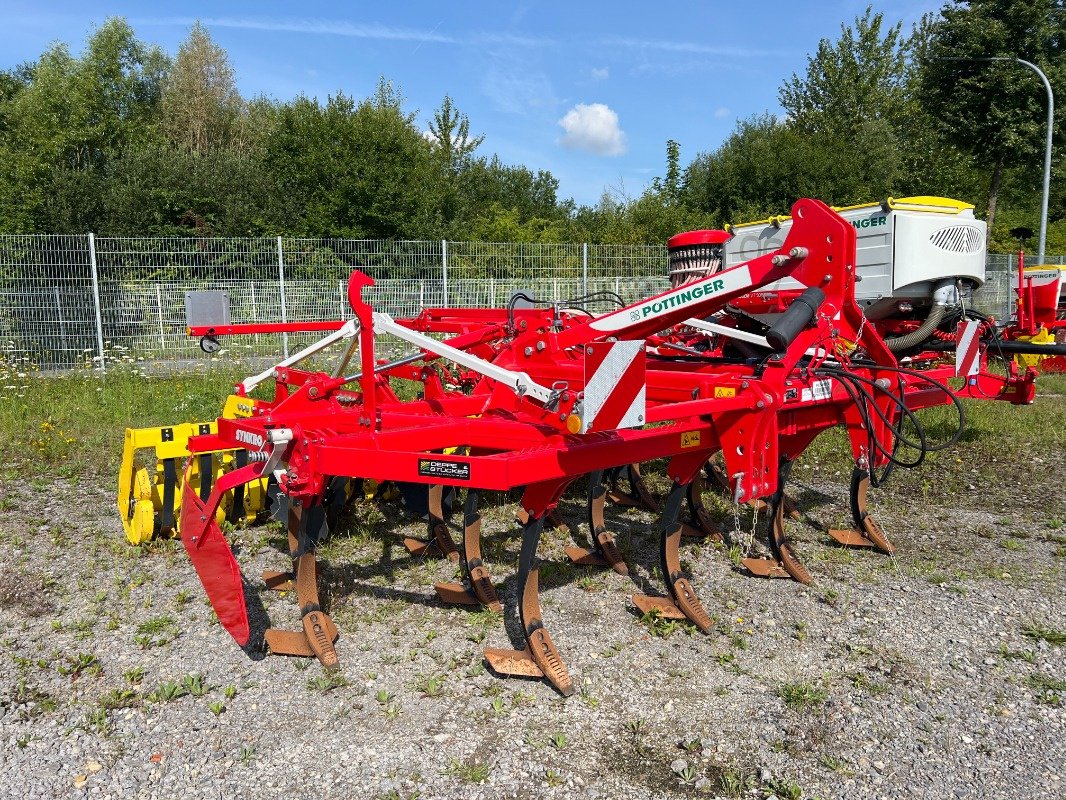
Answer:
top-left (0, 232), bottom-right (1058, 372)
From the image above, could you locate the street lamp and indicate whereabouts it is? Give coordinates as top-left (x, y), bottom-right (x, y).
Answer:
top-left (936, 56), bottom-right (1054, 264)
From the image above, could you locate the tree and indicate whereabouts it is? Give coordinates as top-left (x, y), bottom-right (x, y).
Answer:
top-left (0, 18), bottom-right (168, 232)
top-left (161, 22), bottom-right (245, 155)
top-left (779, 5), bottom-right (909, 137)
top-left (262, 80), bottom-right (441, 238)
top-left (426, 95), bottom-right (484, 172)
top-left (916, 0), bottom-right (1065, 228)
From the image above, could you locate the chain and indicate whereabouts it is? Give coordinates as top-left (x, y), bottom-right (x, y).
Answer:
top-left (731, 496), bottom-right (742, 549)
top-left (746, 499), bottom-right (760, 555)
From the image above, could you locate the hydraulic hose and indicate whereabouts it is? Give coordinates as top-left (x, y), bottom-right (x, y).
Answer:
top-left (885, 303), bottom-right (948, 353)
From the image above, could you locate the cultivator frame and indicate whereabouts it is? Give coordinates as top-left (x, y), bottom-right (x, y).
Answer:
top-left (127, 197), bottom-right (1053, 696)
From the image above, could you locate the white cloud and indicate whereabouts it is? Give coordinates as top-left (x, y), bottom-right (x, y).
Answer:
top-left (714, 106), bottom-right (731, 118)
top-left (591, 67), bottom-right (609, 81)
top-left (557, 103), bottom-right (626, 157)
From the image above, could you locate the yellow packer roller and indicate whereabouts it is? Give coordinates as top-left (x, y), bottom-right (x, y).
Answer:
top-left (117, 395), bottom-right (269, 545)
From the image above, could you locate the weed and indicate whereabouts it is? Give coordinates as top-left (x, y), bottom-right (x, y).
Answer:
top-left (98, 688), bottom-right (139, 710)
top-left (997, 644), bottom-right (1035, 663)
top-left (123, 666), bottom-right (146, 685)
top-left (181, 673), bottom-right (210, 697)
top-left (1026, 673), bottom-right (1065, 706)
top-left (84, 708), bottom-right (110, 735)
top-left (489, 696), bottom-right (505, 715)
top-left (58, 652), bottom-right (100, 678)
top-left (1022, 624), bottom-right (1066, 646)
top-left (375, 690), bottom-right (393, 705)
top-left (550, 732), bottom-right (567, 749)
top-left (416, 674), bottom-right (445, 698)
top-left (818, 753), bottom-right (854, 776)
top-left (209, 701), bottom-right (226, 716)
top-left (308, 672), bottom-right (349, 693)
top-left (545, 769), bottom-right (564, 788)
top-left (765, 777), bottom-right (803, 799)
top-left (625, 718), bottom-right (647, 736)
top-left (639, 608), bottom-right (693, 638)
top-left (445, 757), bottom-right (490, 784)
top-left (134, 615), bottom-right (178, 648)
top-left (778, 681), bottom-right (829, 710)
top-left (148, 680), bottom-right (187, 703)
top-left (239, 745), bottom-right (255, 763)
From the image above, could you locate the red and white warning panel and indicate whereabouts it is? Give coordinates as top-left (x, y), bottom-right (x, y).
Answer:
top-left (955, 319), bottom-right (981, 377)
top-left (581, 341), bottom-right (646, 433)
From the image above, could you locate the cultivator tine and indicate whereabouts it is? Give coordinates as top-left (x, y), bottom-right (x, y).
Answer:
top-left (264, 506), bottom-right (339, 667)
top-left (484, 515), bottom-right (574, 696)
top-left (681, 473), bottom-right (721, 540)
top-left (434, 491), bottom-right (503, 612)
top-left (632, 482), bottom-right (713, 632)
top-left (742, 460), bottom-right (813, 584)
top-left (514, 506), bottom-right (568, 533)
top-left (403, 485), bottom-right (460, 561)
top-left (261, 522), bottom-right (299, 592)
top-left (564, 471), bottom-right (628, 574)
top-left (827, 467), bottom-right (895, 554)
top-left (606, 464), bottom-right (659, 511)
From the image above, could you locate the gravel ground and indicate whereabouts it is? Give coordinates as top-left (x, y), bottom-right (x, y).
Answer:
top-left (1, 461), bottom-right (1064, 800)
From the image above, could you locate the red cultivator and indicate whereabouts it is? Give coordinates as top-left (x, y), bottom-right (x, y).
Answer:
top-left (157, 198), bottom-right (1050, 696)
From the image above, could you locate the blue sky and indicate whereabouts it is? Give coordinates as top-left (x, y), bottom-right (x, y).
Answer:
top-left (1, 1), bottom-right (941, 206)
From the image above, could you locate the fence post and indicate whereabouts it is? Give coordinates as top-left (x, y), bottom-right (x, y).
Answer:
top-left (277, 236), bottom-right (289, 358)
top-left (441, 239), bottom-right (449, 307)
top-left (582, 242), bottom-right (588, 297)
top-left (53, 286), bottom-right (68, 355)
top-left (87, 233), bottom-right (106, 372)
top-left (155, 284), bottom-right (166, 350)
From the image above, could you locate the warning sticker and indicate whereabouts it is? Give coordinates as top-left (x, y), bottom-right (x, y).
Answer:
top-left (800, 379), bottom-right (833, 402)
top-left (681, 431), bottom-right (701, 448)
top-left (417, 459), bottom-right (471, 481)
top-left (713, 386), bottom-right (737, 398)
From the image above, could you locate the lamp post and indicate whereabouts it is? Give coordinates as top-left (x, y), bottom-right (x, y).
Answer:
top-left (936, 56), bottom-right (1054, 264)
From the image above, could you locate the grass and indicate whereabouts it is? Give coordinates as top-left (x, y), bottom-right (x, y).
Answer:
top-left (445, 758), bottom-right (490, 784)
top-left (778, 680), bottom-right (829, 710)
top-left (1022, 624), bottom-right (1066, 646)
top-left (0, 367), bottom-right (249, 478)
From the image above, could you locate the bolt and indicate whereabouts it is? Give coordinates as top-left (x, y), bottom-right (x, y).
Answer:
top-left (637, 415), bottom-right (644, 422)
top-left (789, 247), bottom-right (808, 259)
top-left (772, 255), bottom-right (788, 267)
top-left (875, 378), bottom-right (891, 389)
top-left (586, 346), bottom-right (594, 355)
top-left (823, 274), bottom-right (832, 283)
top-left (559, 413), bottom-right (567, 421)
top-left (756, 400), bottom-right (765, 409)
top-left (741, 380), bottom-right (750, 389)
top-left (308, 386), bottom-right (319, 398)
top-left (536, 341), bottom-right (546, 352)
top-left (524, 347), bottom-right (533, 357)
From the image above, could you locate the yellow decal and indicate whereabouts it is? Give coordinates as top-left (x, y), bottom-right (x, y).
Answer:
top-left (681, 431), bottom-right (701, 448)
top-left (714, 386), bottom-right (736, 398)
